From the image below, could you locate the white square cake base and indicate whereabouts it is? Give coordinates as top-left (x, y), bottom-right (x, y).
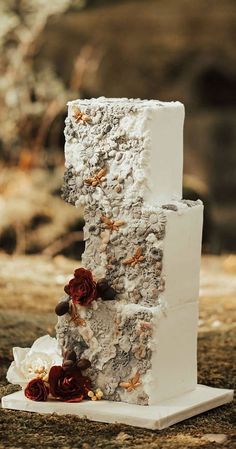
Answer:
top-left (2, 385), bottom-right (233, 430)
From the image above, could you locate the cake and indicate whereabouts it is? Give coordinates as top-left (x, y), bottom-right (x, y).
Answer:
top-left (4, 97), bottom-right (233, 427)
top-left (56, 97), bottom-right (203, 406)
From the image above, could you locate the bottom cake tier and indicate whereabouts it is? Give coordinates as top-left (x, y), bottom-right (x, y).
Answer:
top-left (57, 301), bottom-right (198, 405)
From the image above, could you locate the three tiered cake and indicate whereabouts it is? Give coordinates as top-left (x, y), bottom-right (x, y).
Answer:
top-left (3, 98), bottom-right (233, 429)
top-left (57, 97), bottom-right (203, 405)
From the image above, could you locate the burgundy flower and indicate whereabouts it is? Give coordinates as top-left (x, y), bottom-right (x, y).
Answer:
top-left (25, 378), bottom-right (49, 402)
top-left (64, 268), bottom-right (97, 306)
top-left (48, 365), bottom-right (91, 402)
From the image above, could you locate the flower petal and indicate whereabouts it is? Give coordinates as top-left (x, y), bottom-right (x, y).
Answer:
top-left (29, 335), bottom-right (61, 356)
top-left (6, 361), bottom-right (27, 386)
top-left (12, 347), bottom-right (29, 367)
top-left (53, 354), bottom-right (63, 366)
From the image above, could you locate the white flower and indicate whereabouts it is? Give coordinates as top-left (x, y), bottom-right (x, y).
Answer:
top-left (6, 335), bottom-right (62, 387)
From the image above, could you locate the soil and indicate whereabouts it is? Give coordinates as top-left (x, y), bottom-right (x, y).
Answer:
top-left (0, 254), bottom-right (235, 449)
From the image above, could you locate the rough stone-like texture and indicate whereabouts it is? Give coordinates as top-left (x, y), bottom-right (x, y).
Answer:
top-left (0, 254), bottom-right (235, 448)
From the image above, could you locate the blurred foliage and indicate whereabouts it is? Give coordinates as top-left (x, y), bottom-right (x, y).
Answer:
top-left (0, 0), bottom-right (88, 166)
top-left (0, 0), bottom-right (235, 255)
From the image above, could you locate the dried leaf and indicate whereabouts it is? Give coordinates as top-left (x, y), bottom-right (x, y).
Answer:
top-left (72, 106), bottom-right (91, 124)
top-left (119, 382), bottom-right (131, 388)
top-left (85, 168), bottom-right (107, 187)
top-left (122, 247), bottom-right (145, 266)
top-left (119, 372), bottom-right (141, 392)
top-left (132, 372), bottom-right (140, 385)
top-left (101, 215), bottom-right (125, 231)
top-left (101, 216), bottom-right (111, 225)
top-left (114, 220), bottom-right (125, 227)
top-left (135, 247), bottom-right (142, 258)
top-left (123, 257), bottom-right (134, 265)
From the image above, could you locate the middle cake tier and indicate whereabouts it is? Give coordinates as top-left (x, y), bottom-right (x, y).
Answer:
top-left (81, 200), bottom-right (203, 308)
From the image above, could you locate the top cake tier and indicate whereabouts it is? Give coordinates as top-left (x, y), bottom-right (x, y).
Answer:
top-left (64, 97), bottom-right (184, 205)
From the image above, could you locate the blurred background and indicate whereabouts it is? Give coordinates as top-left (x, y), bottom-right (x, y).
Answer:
top-left (1, 5), bottom-right (235, 443)
top-left (1, 0), bottom-right (236, 262)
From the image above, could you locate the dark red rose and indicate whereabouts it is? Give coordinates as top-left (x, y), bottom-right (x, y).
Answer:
top-left (48, 365), bottom-right (91, 402)
top-left (24, 378), bottom-right (49, 402)
top-left (64, 268), bottom-right (97, 306)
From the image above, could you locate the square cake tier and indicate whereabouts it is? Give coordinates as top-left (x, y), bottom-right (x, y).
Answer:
top-left (63, 97), bottom-right (184, 206)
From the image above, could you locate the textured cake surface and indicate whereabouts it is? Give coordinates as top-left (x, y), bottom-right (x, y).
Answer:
top-left (57, 97), bottom-right (203, 405)
top-left (63, 97), bottom-right (184, 205)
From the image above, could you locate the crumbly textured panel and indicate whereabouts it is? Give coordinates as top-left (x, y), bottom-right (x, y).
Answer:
top-left (57, 300), bottom-right (155, 405)
top-left (82, 205), bottom-right (166, 307)
top-left (63, 102), bottom-right (145, 209)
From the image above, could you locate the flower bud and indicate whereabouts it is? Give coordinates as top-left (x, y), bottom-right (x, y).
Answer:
top-left (100, 287), bottom-right (116, 301)
top-left (77, 358), bottom-right (91, 370)
top-left (62, 360), bottom-right (75, 371)
top-left (64, 350), bottom-right (77, 362)
top-left (55, 300), bottom-right (70, 316)
top-left (96, 278), bottom-right (109, 295)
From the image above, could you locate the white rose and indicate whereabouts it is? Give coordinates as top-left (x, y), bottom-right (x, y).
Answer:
top-left (6, 335), bottom-right (62, 387)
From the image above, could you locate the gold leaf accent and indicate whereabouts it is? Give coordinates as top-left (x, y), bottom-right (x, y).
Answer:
top-left (101, 216), bottom-right (125, 231)
top-left (72, 105), bottom-right (91, 124)
top-left (85, 168), bottom-right (107, 187)
top-left (119, 372), bottom-right (141, 392)
top-left (122, 247), bottom-right (145, 267)
top-left (70, 302), bottom-right (86, 327)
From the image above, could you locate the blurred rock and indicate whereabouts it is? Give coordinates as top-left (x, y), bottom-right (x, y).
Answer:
top-left (202, 434), bottom-right (228, 444)
top-left (0, 168), bottom-right (84, 258)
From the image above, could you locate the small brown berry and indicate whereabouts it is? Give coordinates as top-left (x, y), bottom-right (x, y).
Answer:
top-left (100, 287), bottom-right (116, 301)
top-left (97, 278), bottom-right (109, 295)
top-left (77, 358), bottom-right (91, 370)
top-left (55, 300), bottom-right (70, 316)
top-left (64, 350), bottom-right (77, 362)
top-left (62, 360), bottom-right (75, 371)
